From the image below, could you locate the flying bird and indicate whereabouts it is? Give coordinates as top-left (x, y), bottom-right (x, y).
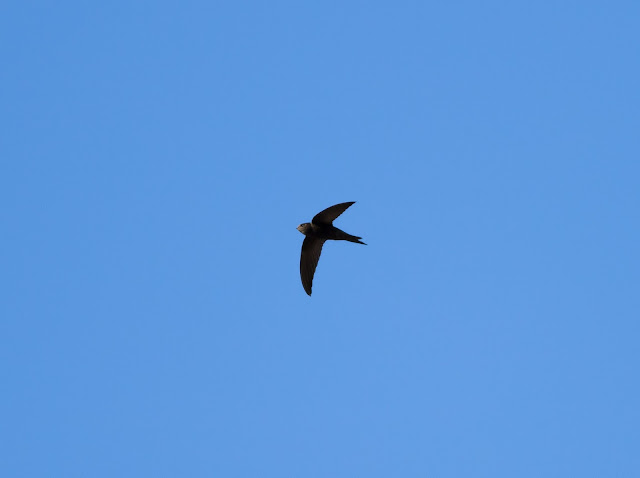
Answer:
top-left (297, 201), bottom-right (366, 296)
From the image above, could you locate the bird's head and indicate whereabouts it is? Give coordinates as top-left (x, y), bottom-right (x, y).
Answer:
top-left (297, 223), bottom-right (311, 235)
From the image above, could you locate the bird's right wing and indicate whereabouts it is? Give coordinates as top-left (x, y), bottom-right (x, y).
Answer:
top-left (312, 202), bottom-right (355, 225)
top-left (300, 237), bottom-right (325, 296)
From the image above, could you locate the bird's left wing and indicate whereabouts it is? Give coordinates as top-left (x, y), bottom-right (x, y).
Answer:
top-left (300, 236), bottom-right (325, 296)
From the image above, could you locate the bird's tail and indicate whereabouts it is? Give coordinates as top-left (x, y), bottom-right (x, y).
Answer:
top-left (346, 234), bottom-right (366, 245)
top-left (334, 227), bottom-right (366, 244)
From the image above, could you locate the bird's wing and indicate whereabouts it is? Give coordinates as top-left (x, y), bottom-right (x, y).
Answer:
top-left (312, 202), bottom-right (355, 225)
top-left (300, 236), bottom-right (326, 296)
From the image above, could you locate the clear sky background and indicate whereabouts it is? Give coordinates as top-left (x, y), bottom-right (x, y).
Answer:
top-left (2, 1), bottom-right (639, 477)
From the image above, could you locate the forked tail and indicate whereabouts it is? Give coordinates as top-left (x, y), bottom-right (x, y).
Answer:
top-left (347, 234), bottom-right (366, 245)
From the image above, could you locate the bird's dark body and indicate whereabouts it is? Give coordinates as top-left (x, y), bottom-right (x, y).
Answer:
top-left (297, 222), bottom-right (365, 244)
top-left (297, 202), bottom-right (366, 296)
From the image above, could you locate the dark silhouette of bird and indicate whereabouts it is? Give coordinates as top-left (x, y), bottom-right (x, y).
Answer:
top-left (297, 201), bottom-right (366, 296)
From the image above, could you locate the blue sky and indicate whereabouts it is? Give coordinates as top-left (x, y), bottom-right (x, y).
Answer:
top-left (2, 1), bottom-right (639, 476)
